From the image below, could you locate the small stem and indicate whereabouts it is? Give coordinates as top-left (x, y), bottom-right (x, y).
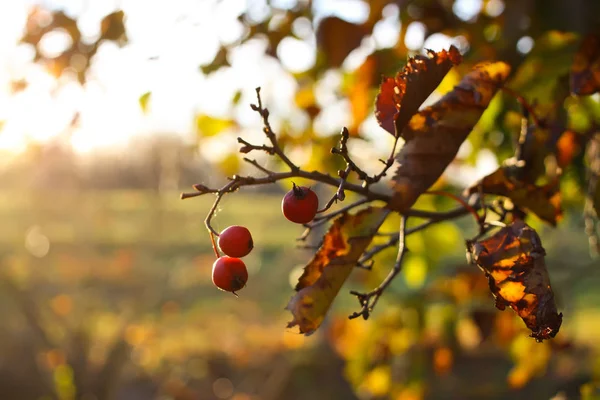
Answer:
top-left (209, 231), bottom-right (220, 258)
top-left (501, 86), bottom-right (545, 128)
top-left (424, 190), bottom-right (484, 228)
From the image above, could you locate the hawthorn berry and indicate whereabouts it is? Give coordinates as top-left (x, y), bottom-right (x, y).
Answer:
top-left (218, 225), bottom-right (253, 258)
top-left (212, 256), bottom-right (248, 293)
top-left (281, 183), bottom-right (319, 224)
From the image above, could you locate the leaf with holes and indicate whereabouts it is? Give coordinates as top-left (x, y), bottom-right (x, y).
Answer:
top-left (286, 207), bottom-right (389, 335)
top-left (571, 32), bottom-right (600, 95)
top-left (389, 61), bottom-right (511, 212)
top-left (467, 220), bottom-right (562, 342)
top-left (466, 166), bottom-right (563, 225)
top-left (375, 46), bottom-right (462, 137)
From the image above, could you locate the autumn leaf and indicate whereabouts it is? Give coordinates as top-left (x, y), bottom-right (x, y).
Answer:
top-left (286, 207), bottom-right (390, 335)
top-left (555, 130), bottom-right (581, 168)
top-left (201, 47), bottom-right (230, 75)
top-left (389, 61), bottom-right (511, 212)
top-left (316, 16), bottom-right (369, 68)
top-left (139, 91), bottom-right (151, 113)
top-left (466, 166), bottom-right (563, 225)
top-left (570, 32), bottom-right (600, 95)
top-left (195, 114), bottom-right (235, 137)
top-left (467, 220), bottom-right (563, 342)
top-left (100, 10), bottom-right (127, 42)
top-left (375, 46), bottom-right (462, 137)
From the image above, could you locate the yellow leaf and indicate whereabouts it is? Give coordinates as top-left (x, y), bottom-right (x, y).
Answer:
top-left (139, 91), bottom-right (151, 113)
top-left (195, 114), bottom-right (235, 137)
top-left (402, 256), bottom-right (427, 289)
top-left (286, 207), bottom-right (390, 335)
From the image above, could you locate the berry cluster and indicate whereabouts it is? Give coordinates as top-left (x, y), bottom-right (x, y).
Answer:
top-left (211, 184), bottom-right (319, 294)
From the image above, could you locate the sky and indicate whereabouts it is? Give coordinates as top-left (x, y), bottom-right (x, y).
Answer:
top-left (0, 0), bottom-right (485, 168)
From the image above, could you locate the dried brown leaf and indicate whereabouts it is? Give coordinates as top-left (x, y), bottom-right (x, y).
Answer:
top-left (571, 32), bottom-right (600, 95)
top-left (467, 220), bottom-right (562, 342)
top-left (286, 207), bottom-right (389, 335)
top-left (466, 166), bottom-right (563, 226)
top-left (316, 16), bottom-right (369, 68)
top-left (375, 46), bottom-right (462, 137)
top-left (389, 61), bottom-right (511, 212)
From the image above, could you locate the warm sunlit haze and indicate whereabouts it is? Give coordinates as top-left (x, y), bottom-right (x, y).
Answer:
top-left (2, 0), bottom-right (600, 399)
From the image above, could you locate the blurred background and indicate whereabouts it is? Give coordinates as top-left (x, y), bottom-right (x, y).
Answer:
top-left (1, 0), bottom-right (600, 399)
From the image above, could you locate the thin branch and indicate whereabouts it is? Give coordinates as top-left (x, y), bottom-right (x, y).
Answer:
top-left (317, 166), bottom-right (351, 214)
top-left (585, 134), bottom-right (600, 258)
top-left (349, 216), bottom-right (408, 320)
top-left (501, 86), bottom-right (545, 128)
top-left (330, 127), bottom-right (399, 187)
top-left (331, 128), bottom-right (372, 182)
top-left (243, 157), bottom-right (276, 176)
top-left (357, 201), bottom-right (485, 268)
top-left (250, 87), bottom-right (298, 171)
top-left (298, 198), bottom-right (374, 241)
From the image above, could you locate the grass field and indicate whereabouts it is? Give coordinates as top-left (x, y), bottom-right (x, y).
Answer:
top-left (1, 189), bottom-right (600, 399)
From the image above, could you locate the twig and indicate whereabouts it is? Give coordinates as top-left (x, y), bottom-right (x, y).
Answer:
top-left (330, 127), bottom-right (399, 186)
top-left (349, 216), bottom-right (408, 320)
top-left (501, 86), bottom-right (545, 129)
top-left (250, 87), bottom-right (298, 171)
top-left (243, 157), bottom-right (275, 176)
top-left (585, 134), bottom-right (600, 258)
top-left (298, 198), bottom-right (375, 242)
top-left (317, 166), bottom-right (351, 214)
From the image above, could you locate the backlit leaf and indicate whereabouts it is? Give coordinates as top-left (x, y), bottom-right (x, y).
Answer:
top-left (316, 16), bottom-right (369, 68)
top-left (389, 61), bottom-right (511, 212)
top-left (375, 46), bottom-right (462, 137)
top-left (139, 91), bottom-right (151, 114)
top-left (287, 207), bottom-right (390, 335)
top-left (467, 220), bottom-right (563, 342)
top-left (195, 114), bottom-right (235, 137)
top-left (571, 32), bottom-right (600, 95)
top-left (100, 10), bottom-right (127, 42)
top-left (466, 166), bottom-right (563, 225)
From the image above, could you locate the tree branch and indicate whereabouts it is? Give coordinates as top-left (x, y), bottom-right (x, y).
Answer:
top-left (349, 216), bottom-right (408, 320)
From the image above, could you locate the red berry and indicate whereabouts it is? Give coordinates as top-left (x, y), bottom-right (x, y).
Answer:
top-left (281, 183), bottom-right (319, 224)
top-left (218, 225), bottom-right (253, 258)
top-left (212, 256), bottom-right (248, 293)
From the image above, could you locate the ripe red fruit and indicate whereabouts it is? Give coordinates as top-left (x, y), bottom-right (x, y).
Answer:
top-left (282, 183), bottom-right (319, 224)
top-left (212, 256), bottom-right (248, 293)
top-left (218, 225), bottom-right (253, 258)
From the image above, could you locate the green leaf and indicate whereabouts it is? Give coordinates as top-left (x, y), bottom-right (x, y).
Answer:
top-left (286, 207), bottom-right (390, 335)
top-left (139, 92), bottom-right (151, 114)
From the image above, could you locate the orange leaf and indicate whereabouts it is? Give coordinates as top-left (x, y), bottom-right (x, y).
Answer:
top-left (286, 207), bottom-right (389, 335)
top-left (375, 46), bottom-right (462, 137)
top-left (555, 130), bottom-right (581, 168)
top-left (389, 61), bottom-right (511, 212)
top-left (467, 220), bottom-right (562, 342)
top-left (570, 32), bottom-right (600, 95)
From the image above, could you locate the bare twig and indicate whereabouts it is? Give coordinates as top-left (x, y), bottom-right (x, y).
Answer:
top-left (317, 166), bottom-right (351, 214)
top-left (501, 86), bottom-right (545, 129)
top-left (349, 216), bottom-right (408, 320)
top-left (585, 134), bottom-right (600, 258)
top-left (243, 157), bottom-right (276, 176)
top-left (250, 87), bottom-right (298, 171)
top-left (297, 198), bottom-right (374, 241)
top-left (331, 127), bottom-right (399, 187)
